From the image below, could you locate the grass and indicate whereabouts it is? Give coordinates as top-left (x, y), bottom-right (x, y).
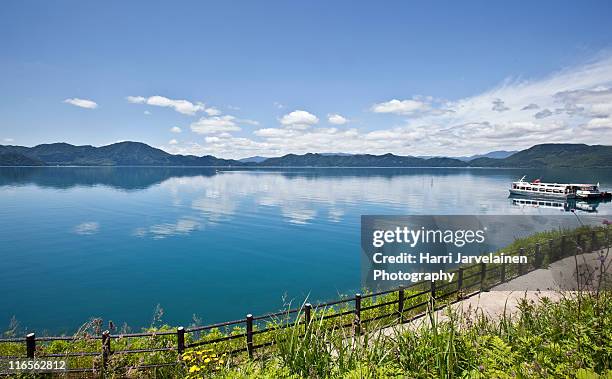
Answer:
top-left (199, 290), bottom-right (612, 379)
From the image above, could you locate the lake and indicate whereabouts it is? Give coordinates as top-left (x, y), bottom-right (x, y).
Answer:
top-left (1, 166), bottom-right (612, 334)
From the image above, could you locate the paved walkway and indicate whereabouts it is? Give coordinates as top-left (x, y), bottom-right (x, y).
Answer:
top-left (379, 249), bottom-right (610, 334)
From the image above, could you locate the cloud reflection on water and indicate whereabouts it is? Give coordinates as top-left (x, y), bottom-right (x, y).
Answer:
top-left (26, 168), bottom-right (604, 240)
top-left (73, 221), bottom-right (100, 235)
top-left (133, 218), bottom-right (201, 239)
top-left (135, 170), bottom-right (518, 238)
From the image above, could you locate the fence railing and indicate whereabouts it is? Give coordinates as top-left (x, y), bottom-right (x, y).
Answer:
top-left (0, 227), bottom-right (609, 374)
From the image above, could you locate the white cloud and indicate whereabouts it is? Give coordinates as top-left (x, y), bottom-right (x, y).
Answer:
top-left (491, 98), bottom-right (510, 112)
top-left (144, 110), bottom-right (151, 115)
top-left (279, 110), bottom-right (319, 129)
top-left (3, 138), bottom-right (14, 143)
top-left (127, 95), bottom-right (211, 115)
top-left (254, 128), bottom-right (297, 138)
top-left (205, 107), bottom-right (222, 116)
top-left (169, 139), bottom-right (178, 145)
top-left (328, 113), bottom-right (349, 125)
top-left (170, 126), bottom-right (182, 133)
top-left (583, 117), bottom-right (612, 130)
top-left (64, 98), bottom-right (98, 109)
top-left (126, 96), bottom-right (146, 104)
top-left (145, 95), bottom-right (205, 115)
top-left (554, 88), bottom-right (612, 117)
top-left (74, 222), bottom-right (99, 235)
top-left (521, 103), bottom-right (539, 110)
top-left (238, 118), bottom-right (260, 126)
top-left (191, 115), bottom-right (241, 134)
top-left (534, 109), bottom-right (553, 119)
top-left (371, 98), bottom-right (429, 115)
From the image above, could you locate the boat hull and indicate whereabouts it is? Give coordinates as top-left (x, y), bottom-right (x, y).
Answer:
top-left (508, 189), bottom-right (571, 199)
top-left (576, 192), bottom-right (602, 199)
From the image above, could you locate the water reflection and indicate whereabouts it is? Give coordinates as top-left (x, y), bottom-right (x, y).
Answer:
top-left (2, 166), bottom-right (612, 332)
top-left (0, 166), bottom-right (217, 190)
top-left (510, 196), bottom-right (611, 213)
top-left (134, 218), bottom-right (201, 239)
top-left (3, 168), bottom-right (612, 234)
top-left (3, 166), bottom-right (611, 191)
top-left (126, 169), bottom-right (612, 235)
top-left (73, 221), bottom-right (100, 235)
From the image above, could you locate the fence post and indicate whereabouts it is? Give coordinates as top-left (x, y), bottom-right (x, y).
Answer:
top-left (561, 235), bottom-right (567, 258)
top-left (102, 330), bottom-right (111, 368)
top-left (480, 262), bottom-right (486, 291)
top-left (398, 286), bottom-right (405, 323)
top-left (591, 229), bottom-right (597, 252)
top-left (354, 294), bottom-right (362, 337)
top-left (177, 326), bottom-right (185, 355)
top-left (518, 248), bottom-right (526, 275)
top-left (304, 303), bottom-right (312, 326)
top-left (548, 239), bottom-right (554, 263)
top-left (246, 314), bottom-right (254, 358)
top-left (457, 268), bottom-right (464, 298)
top-left (26, 333), bottom-right (35, 358)
top-left (500, 259), bottom-right (506, 283)
top-left (429, 280), bottom-right (436, 303)
top-left (534, 243), bottom-right (542, 269)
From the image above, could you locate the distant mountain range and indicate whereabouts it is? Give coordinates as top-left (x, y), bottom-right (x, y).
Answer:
top-left (1, 142), bottom-right (611, 168)
top-left (455, 150), bottom-right (518, 161)
top-left (239, 152), bottom-right (354, 163)
top-left (238, 156), bottom-right (269, 163)
top-left (417, 150), bottom-right (517, 161)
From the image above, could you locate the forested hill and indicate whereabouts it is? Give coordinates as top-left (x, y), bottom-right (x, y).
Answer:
top-left (468, 144), bottom-right (612, 168)
top-left (0, 142), bottom-right (241, 166)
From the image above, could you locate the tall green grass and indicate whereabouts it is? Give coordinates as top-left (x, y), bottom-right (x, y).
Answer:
top-left (206, 290), bottom-right (612, 379)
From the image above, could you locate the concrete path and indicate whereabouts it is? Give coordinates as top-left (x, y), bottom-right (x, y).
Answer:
top-left (378, 249), bottom-right (610, 335)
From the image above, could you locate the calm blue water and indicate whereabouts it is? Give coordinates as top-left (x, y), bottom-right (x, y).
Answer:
top-left (1, 167), bottom-right (611, 334)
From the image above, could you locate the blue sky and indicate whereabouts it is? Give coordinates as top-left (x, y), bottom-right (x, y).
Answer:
top-left (2, 0), bottom-right (612, 158)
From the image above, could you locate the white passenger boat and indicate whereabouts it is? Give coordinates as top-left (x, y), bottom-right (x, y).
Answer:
top-left (509, 176), bottom-right (603, 199)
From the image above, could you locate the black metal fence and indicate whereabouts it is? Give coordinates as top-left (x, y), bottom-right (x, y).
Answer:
top-left (0, 227), bottom-right (609, 375)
